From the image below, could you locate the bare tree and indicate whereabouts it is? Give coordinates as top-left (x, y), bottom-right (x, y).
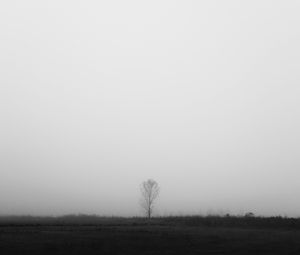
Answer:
top-left (140, 179), bottom-right (160, 218)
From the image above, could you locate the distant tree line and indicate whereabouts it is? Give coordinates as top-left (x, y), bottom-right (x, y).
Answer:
top-left (0, 215), bottom-right (300, 229)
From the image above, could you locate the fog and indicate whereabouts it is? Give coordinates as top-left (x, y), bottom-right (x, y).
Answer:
top-left (1, 0), bottom-right (300, 217)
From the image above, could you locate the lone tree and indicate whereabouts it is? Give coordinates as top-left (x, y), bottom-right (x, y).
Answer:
top-left (140, 179), bottom-right (160, 218)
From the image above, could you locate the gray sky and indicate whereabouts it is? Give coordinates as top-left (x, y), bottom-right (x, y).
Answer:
top-left (1, 0), bottom-right (300, 217)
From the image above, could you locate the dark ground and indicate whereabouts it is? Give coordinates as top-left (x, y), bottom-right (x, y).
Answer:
top-left (1, 216), bottom-right (300, 254)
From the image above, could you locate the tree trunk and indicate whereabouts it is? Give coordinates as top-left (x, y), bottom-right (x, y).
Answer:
top-left (148, 204), bottom-right (151, 219)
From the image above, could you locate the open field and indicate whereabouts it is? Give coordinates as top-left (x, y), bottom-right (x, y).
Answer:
top-left (1, 216), bottom-right (300, 254)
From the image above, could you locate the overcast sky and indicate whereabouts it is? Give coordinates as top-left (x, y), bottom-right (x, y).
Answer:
top-left (0, 1), bottom-right (300, 217)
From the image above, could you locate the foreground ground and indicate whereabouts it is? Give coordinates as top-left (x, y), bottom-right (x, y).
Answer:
top-left (1, 216), bottom-right (300, 254)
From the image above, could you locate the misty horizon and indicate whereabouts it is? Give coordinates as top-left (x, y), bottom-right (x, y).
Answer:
top-left (1, 1), bottom-right (300, 218)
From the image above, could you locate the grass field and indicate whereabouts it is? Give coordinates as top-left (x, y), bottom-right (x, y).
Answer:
top-left (1, 215), bottom-right (300, 254)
